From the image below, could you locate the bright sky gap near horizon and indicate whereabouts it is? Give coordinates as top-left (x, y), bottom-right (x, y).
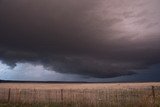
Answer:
top-left (0, 0), bottom-right (160, 82)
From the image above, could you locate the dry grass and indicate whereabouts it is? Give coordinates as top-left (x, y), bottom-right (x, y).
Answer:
top-left (1, 82), bottom-right (160, 89)
top-left (0, 83), bottom-right (160, 107)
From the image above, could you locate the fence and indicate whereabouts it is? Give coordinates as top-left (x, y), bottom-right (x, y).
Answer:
top-left (0, 86), bottom-right (160, 107)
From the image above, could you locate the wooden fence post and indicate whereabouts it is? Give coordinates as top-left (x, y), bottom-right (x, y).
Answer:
top-left (34, 89), bottom-right (36, 103)
top-left (61, 89), bottom-right (64, 107)
top-left (152, 86), bottom-right (155, 104)
top-left (7, 88), bottom-right (11, 103)
top-left (61, 89), bottom-right (63, 101)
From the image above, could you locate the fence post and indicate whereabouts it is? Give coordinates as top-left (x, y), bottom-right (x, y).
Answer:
top-left (7, 88), bottom-right (11, 103)
top-left (34, 89), bottom-right (36, 103)
top-left (61, 89), bottom-right (63, 101)
top-left (61, 89), bottom-right (64, 107)
top-left (152, 86), bottom-right (155, 104)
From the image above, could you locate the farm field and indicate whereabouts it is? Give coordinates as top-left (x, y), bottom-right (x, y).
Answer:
top-left (0, 82), bottom-right (160, 107)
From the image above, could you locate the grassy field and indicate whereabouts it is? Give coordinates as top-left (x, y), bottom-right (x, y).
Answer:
top-left (0, 82), bottom-right (160, 107)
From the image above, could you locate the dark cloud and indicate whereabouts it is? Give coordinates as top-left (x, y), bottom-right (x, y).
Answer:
top-left (0, 0), bottom-right (160, 78)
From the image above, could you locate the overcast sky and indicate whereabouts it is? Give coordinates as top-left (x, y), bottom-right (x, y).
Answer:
top-left (0, 0), bottom-right (160, 81)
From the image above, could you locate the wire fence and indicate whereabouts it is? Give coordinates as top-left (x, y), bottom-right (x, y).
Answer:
top-left (0, 86), bottom-right (160, 107)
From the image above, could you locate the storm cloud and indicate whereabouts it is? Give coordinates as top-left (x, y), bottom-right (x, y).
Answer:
top-left (0, 0), bottom-right (160, 78)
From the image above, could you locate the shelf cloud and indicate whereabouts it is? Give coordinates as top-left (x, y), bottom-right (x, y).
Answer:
top-left (0, 0), bottom-right (160, 78)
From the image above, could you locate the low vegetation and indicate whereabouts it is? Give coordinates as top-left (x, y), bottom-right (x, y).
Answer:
top-left (0, 83), bottom-right (160, 107)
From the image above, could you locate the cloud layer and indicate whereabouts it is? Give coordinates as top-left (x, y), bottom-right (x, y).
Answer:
top-left (0, 0), bottom-right (160, 78)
